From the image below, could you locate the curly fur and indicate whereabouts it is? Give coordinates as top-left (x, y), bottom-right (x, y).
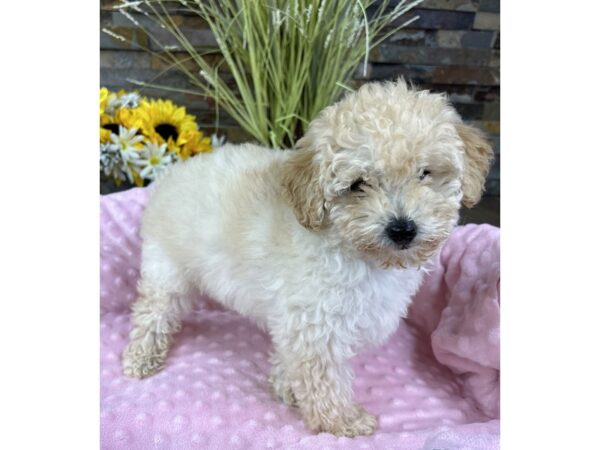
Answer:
top-left (122, 79), bottom-right (493, 437)
top-left (455, 123), bottom-right (494, 207)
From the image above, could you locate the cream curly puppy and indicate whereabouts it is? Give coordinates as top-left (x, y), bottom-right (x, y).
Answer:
top-left (122, 79), bottom-right (493, 437)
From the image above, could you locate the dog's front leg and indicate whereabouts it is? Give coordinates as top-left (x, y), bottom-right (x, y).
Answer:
top-left (274, 323), bottom-right (377, 437)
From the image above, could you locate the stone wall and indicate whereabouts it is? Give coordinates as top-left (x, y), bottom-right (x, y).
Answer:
top-left (100, 0), bottom-right (500, 195)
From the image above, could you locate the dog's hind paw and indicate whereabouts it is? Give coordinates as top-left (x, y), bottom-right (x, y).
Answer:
top-left (122, 338), bottom-right (168, 379)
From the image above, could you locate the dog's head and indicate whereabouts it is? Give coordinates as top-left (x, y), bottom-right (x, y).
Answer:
top-left (281, 79), bottom-right (493, 268)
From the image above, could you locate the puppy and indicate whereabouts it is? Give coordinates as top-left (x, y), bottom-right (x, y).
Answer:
top-left (122, 79), bottom-right (493, 437)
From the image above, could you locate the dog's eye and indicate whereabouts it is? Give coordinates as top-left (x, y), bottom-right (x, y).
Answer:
top-left (349, 178), bottom-right (365, 192)
top-left (419, 170), bottom-right (431, 181)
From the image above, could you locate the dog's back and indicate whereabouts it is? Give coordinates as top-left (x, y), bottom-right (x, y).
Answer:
top-left (140, 143), bottom-right (302, 320)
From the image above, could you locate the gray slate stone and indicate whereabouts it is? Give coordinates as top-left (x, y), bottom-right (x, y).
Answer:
top-left (373, 45), bottom-right (493, 67)
top-left (393, 9), bottom-right (475, 30)
top-left (478, 0), bottom-right (500, 13)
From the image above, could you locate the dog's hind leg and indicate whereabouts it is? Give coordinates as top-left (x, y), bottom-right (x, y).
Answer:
top-left (122, 240), bottom-right (192, 379)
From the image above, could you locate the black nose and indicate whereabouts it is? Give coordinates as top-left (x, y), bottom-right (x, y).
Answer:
top-left (385, 218), bottom-right (418, 247)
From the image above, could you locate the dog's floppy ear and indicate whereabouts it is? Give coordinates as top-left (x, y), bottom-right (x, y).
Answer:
top-left (456, 123), bottom-right (494, 208)
top-left (281, 142), bottom-right (326, 230)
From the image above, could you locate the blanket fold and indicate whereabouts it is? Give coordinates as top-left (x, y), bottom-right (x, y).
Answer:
top-left (408, 224), bottom-right (500, 420)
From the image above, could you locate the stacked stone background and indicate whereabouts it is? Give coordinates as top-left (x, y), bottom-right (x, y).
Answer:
top-left (100, 0), bottom-right (500, 196)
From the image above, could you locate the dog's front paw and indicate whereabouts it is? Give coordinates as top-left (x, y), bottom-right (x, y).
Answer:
top-left (306, 404), bottom-right (377, 437)
top-left (122, 338), bottom-right (167, 379)
top-left (328, 405), bottom-right (377, 437)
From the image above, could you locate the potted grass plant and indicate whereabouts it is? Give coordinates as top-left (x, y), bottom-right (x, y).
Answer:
top-left (104, 0), bottom-right (422, 149)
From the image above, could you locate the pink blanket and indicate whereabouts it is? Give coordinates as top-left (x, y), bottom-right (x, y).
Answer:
top-left (100, 188), bottom-right (500, 449)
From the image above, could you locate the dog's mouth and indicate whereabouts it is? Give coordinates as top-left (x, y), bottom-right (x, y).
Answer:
top-left (385, 235), bottom-right (417, 251)
top-left (396, 241), bottom-right (414, 251)
top-left (355, 227), bottom-right (444, 268)
top-left (377, 234), bottom-right (445, 267)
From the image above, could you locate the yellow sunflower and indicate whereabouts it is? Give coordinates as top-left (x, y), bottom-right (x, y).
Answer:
top-left (101, 106), bottom-right (143, 140)
top-left (100, 88), bottom-right (114, 143)
top-left (100, 87), bottom-right (109, 116)
top-left (100, 127), bottom-right (112, 143)
top-left (178, 129), bottom-right (213, 159)
top-left (134, 99), bottom-right (208, 158)
top-left (114, 107), bottom-right (141, 129)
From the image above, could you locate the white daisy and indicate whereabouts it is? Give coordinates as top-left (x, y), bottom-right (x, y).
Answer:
top-left (110, 126), bottom-right (144, 162)
top-left (119, 92), bottom-right (141, 108)
top-left (211, 133), bottom-right (226, 147)
top-left (105, 92), bottom-right (121, 115)
top-left (104, 89), bottom-right (140, 113)
top-left (100, 142), bottom-right (126, 181)
top-left (135, 142), bottom-right (174, 181)
top-left (109, 126), bottom-right (144, 183)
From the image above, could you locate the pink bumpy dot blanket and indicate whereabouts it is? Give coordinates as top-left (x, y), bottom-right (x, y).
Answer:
top-left (100, 187), bottom-right (500, 450)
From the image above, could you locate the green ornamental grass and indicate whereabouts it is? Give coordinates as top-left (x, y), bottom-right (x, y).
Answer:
top-left (107, 0), bottom-right (423, 148)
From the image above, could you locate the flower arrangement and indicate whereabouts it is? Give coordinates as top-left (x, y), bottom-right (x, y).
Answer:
top-left (100, 87), bottom-right (214, 186)
top-left (104, 0), bottom-right (423, 149)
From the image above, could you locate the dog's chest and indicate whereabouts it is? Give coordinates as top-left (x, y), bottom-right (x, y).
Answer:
top-left (289, 262), bottom-right (425, 352)
top-left (347, 266), bottom-right (424, 346)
